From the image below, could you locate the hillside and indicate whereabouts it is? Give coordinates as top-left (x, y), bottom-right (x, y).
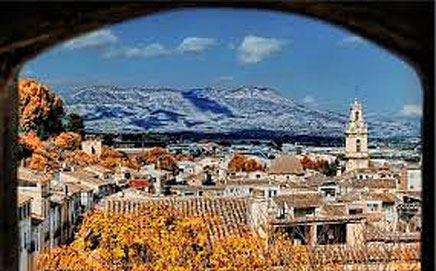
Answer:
top-left (61, 85), bottom-right (419, 138)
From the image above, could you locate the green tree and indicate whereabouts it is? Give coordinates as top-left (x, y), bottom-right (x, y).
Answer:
top-left (64, 113), bottom-right (85, 136)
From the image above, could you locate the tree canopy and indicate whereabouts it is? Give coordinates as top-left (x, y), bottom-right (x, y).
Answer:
top-left (19, 78), bottom-right (65, 139)
top-left (228, 154), bottom-right (264, 172)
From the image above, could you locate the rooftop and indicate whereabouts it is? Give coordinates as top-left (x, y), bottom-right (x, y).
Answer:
top-left (97, 195), bottom-right (250, 239)
top-left (268, 155), bottom-right (304, 175)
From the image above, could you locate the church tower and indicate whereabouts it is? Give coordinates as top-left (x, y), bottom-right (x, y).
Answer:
top-left (345, 99), bottom-right (370, 171)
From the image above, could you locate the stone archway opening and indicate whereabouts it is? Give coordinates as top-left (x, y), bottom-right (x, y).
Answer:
top-left (0, 2), bottom-right (433, 271)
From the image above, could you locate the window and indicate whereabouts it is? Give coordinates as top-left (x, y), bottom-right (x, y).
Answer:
top-left (355, 111), bottom-right (359, 121)
top-left (356, 139), bottom-right (361, 152)
top-left (349, 208), bottom-right (363, 215)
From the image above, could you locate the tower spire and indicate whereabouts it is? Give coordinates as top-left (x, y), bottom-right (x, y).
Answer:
top-left (345, 99), bottom-right (370, 171)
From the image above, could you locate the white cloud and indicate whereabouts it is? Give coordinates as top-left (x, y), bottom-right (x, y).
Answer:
top-left (338, 35), bottom-right (365, 46)
top-left (64, 29), bottom-right (118, 49)
top-left (176, 37), bottom-right (216, 53)
top-left (302, 95), bottom-right (316, 105)
top-left (400, 104), bottom-right (422, 117)
top-left (103, 43), bottom-right (170, 58)
top-left (237, 35), bottom-right (286, 64)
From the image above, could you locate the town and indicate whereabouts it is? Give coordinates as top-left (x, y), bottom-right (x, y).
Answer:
top-left (16, 98), bottom-right (421, 270)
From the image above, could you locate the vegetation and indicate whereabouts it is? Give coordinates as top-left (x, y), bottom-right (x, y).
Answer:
top-left (64, 112), bottom-right (85, 136)
top-left (37, 204), bottom-right (421, 271)
top-left (135, 147), bottom-right (177, 171)
top-left (228, 154), bottom-right (264, 172)
top-left (300, 155), bottom-right (338, 176)
top-left (19, 78), bottom-right (65, 139)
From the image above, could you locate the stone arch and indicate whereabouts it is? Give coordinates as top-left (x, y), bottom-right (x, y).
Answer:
top-left (0, 2), bottom-right (433, 270)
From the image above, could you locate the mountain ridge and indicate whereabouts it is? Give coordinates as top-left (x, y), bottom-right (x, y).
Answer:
top-left (60, 85), bottom-right (420, 138)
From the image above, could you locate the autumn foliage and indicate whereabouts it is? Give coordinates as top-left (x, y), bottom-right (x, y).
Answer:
top-left (37, 204), bottom-right (420, 271)
top-left (19, 78), bottom-right (65, 138)
top-left (18, 131), bottom-right (44, 151)
top-left (228, 154), bottom-right (264, 172)
top-left (17, 79), bottom-right (141, 172)
top-left (135, 147), bottom-right (177, 171)
top-left (37, 204), bottom-right (308, 271)
top-left (300, 155), bottom-right (329, 172)
top-left (54, 132), bottom-right (82, 150)
top-left (97, 147), bottom-right (138, 170)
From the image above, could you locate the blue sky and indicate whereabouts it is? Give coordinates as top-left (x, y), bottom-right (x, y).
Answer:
top-left (21, 8), bottom-right (422, 118)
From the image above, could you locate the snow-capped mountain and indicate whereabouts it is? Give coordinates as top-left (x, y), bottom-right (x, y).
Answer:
top-left (61, 85), bottom-right (420, 138)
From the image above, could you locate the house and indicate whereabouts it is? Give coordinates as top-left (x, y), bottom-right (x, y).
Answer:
top-left (81, 137), bottom-right (102, 156)
top-left (113, 165), bottom-right (133, 187)
top-left (17, 167), bottom-right (51, 253)
top-left (17, 193), bottom-right (32, 271)
top-left (176, 160), bottom-right (196, 184)
top-left (318, 180), bottom-right (339, 201)
top-left (223, 179), bottom-right (279, 198)
top-left (248, 192), bottom-right (366, 246)
top-left (338, 177), bottom-right (396, 196)
top-left (197, 142), bottom-right (223, 155)
top-left (97, 194), bottom-right (251, 240)
top-left (48, 182), bottom-right (83, 247)
top-left (140, 164), bottom-right (174, 196)
top-left (59, 169), bottom-right (116, 203)
top-left (399, 165), bottom-right (421, 192)
top-left (84, 165), bottom-right (114, 180)
top-left (267, 155), bottom-right (305, 182)
top-left (363, 193), bottom-right (397, 222)
top-left (195, 156), bottom-right (227, 184)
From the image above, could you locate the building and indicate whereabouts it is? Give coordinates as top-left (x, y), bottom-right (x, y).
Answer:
top-left (267, 155), bottom-right (304, 182)
top-left (247, 193), bottom-right (366, 246)
top-left (399, 165), bottom-right (422, 192)
top-left (17, 194), bottom-right (32, 271)
top-left (81, 137), bottom-right (103, 156)
top-left (345, 99), bottom-right (370, 171)
top-left (17, 167), bottom-right (52, 253)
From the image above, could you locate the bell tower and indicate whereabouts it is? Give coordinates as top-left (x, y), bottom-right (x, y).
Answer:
top-left (345, 99), bottom-right (369, 171)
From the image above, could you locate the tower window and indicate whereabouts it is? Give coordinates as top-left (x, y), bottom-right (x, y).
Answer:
top-left (356, 139), bottom-right (361, 152)
top-left (355, 111), bottom-right (359, 121)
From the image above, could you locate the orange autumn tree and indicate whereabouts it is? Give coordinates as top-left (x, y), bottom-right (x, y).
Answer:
top-left (65, 150), bottom-right (99, 167)
top-left (18, 131), bottom-right (60, 171)
top-left (27, 147), bottom-right (60, 172)
top-left (18, 131), bottom-right (45, 151)
top-left (54, 132), bottom-right (82, 150)
top-left (135, 147), bottom-right (177, 171)
top-left (37, 204), bottom-right (309, 271)
top-left (37, 204), bottom-right (420, 271)
top-left (19, 78), bottom-right (65, 139)
top-left (98, 147), bottom-right (138, 170)
top-left (228, 154), bottom-right (264, 172)
top-left (300, 155), bottom-right (328, 172)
